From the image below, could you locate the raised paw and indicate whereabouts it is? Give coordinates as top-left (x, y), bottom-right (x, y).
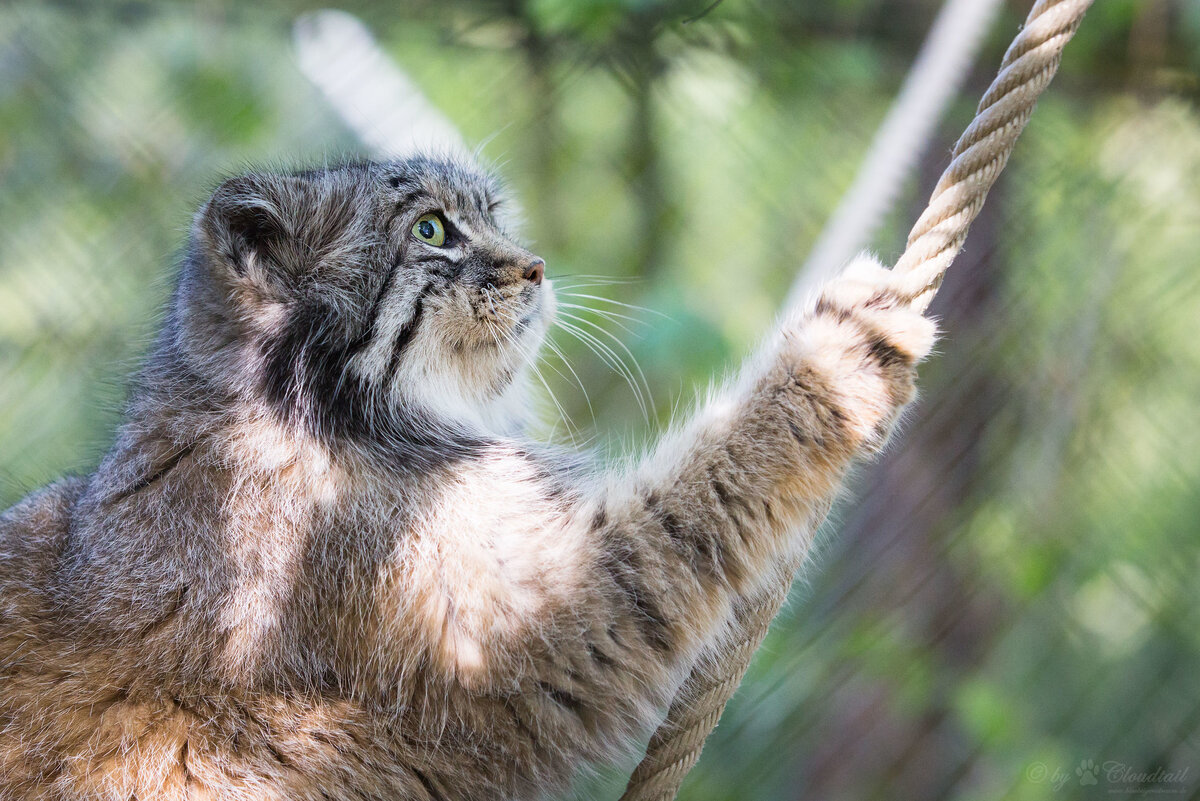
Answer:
top-left (814, 254), bottom-right (936, 364)
top-left (774, 254), bottom-right (937, 452)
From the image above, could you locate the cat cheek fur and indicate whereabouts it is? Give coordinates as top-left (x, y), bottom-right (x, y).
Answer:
top-left (0, 148), bottom-right (932, 801)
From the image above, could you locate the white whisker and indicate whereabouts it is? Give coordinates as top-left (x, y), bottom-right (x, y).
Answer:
top-left (483, 287), bottom-right (582, 441)
top-left (555, 318), bottom-right (649, 421)
top-left (557, 292), bottom-right (673, 321)
top-left (556, 302), bottom-right (645, 337)
top-left (541, 337), bottom-right (595, 422)
top-left (557, 311), bottom-right (653, 412)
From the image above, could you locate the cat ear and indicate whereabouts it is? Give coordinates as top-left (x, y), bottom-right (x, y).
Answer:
top-left (198, 173), bottom-right (298, 280)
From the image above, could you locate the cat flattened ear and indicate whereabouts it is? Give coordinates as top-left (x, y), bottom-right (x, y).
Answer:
top-left (198, 174), bottom-right (296, 280)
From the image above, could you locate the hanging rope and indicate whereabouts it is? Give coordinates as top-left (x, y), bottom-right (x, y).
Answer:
top-left (619, 2), bottom-right (1094, 799)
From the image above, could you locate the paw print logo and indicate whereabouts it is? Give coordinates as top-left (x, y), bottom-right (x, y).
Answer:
top-left (1077, 759), bottom-right (1099, 786)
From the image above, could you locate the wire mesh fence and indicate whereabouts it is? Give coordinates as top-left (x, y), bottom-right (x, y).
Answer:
top-left (1, 2), bottom-right (1198, 799)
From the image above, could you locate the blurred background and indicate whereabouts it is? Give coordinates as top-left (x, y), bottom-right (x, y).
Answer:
top-left (2, 1), bottom-right (1199, 799)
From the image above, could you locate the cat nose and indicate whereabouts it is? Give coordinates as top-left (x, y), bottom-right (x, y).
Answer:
top-left (484, 253), bottom-right (544, 288)
top-left (522, 258), bottom-right (545, 286)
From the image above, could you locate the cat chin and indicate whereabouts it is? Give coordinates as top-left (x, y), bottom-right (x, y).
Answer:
top-left (389, 319), bottom-right (544, 418)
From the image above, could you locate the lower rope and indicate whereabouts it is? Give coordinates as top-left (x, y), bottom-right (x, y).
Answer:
top-left (619, 2), bottom-right (1094, 799)
top-left (620, 587), bottom-right (780, 801)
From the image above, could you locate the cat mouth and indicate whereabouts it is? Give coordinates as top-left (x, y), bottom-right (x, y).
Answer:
top-left (478, 283), bottom-right (543, 320)
top-left (468, 284), bottom-right (546, 349)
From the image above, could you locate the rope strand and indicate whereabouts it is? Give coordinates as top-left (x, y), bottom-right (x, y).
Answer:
top-left (619, 2), bottom-right (1093, 798)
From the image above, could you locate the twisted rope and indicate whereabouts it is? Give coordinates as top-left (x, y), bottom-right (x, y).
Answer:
top-left (619, 2), bottom-right (1094, 799)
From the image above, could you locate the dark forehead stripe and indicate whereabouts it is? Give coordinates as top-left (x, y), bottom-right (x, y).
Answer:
top-left (290, 161), bottom-right (374, 180)
top-left (384, 156), bottom-right (502, 217)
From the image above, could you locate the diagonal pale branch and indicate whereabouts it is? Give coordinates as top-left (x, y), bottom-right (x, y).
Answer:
top-left (293, 10), bottom-right (468, 160)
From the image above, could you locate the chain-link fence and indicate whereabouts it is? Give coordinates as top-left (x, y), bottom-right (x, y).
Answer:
top-left (2, 2), bottom-right (1198, 799)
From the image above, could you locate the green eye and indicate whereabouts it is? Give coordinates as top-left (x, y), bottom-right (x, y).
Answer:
top-left (412, 213), bottom-right (446, 247)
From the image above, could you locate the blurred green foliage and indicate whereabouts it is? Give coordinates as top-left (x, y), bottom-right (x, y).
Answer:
top-left (1, 1), bottom-right (1199, 799)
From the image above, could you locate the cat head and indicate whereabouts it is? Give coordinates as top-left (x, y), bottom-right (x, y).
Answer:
top-left (177, 157), bottom-right (552, 456)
